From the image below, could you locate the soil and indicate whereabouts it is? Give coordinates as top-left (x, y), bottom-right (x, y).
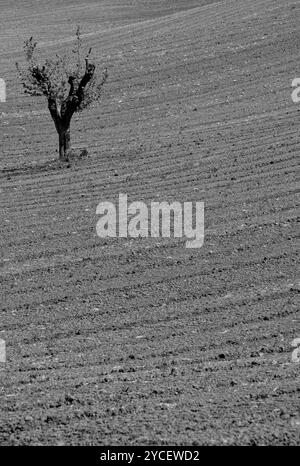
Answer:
top-left (0, 0), bottom-right (299, 445)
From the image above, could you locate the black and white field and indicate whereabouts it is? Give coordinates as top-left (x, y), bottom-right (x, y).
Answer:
top-left (0, 0), bottom-right (299, 445)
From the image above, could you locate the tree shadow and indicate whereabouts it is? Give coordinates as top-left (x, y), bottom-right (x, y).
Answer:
top-left (1, 149), bottom-right (89, 179)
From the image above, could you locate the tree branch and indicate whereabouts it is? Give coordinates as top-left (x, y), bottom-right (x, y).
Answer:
top-left (68, 76), bottom-right (76, 96)
top-left (48, 96), bottom-right (60, 130)
top-left (76, 55), bottom-right (95, 103)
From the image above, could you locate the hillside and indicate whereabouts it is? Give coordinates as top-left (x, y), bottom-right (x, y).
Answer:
top-left (0, 0), bottom-right (299, 445)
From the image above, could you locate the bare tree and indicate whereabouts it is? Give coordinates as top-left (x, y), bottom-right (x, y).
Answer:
top-left (16, 27), bottom-right (108, 161)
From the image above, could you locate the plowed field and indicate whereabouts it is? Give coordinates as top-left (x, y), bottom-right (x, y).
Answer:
top-left (0, 0), bottom-right (299, 445)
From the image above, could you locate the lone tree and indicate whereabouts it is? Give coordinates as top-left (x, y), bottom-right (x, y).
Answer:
top-left (16, 27), bottom-right (108, 161)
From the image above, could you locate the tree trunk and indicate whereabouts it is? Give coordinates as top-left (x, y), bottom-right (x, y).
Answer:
top-left (58, 126), bottom-right (71, 162)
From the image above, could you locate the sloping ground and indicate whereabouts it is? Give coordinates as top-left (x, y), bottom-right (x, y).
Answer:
top-left (0, 0), bottom-right (299, 445)
top-left (0, 0), bottom-right (217, 55)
